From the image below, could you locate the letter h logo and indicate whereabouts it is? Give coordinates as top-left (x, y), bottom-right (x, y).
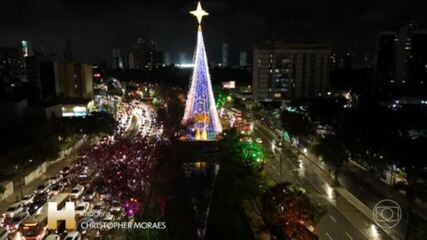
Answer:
top-left (48, 202), bottom-right (76, 230)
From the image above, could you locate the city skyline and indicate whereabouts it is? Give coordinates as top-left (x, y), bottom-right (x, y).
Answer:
top-left (1, 0), bottom-right (427, 63)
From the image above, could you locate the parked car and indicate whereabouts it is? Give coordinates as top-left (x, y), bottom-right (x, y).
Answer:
top-left (70, 185), bottom-right (84, 200)
top-left (3, 203), bottom-right (24, 218)
top-left (75, 202), bottom-right (90, 218)
top-left (0, 215), bottom-right (5, 227)
top-left (21, 194), bottom-right (35, 206)
top-left (64, 231), bottom-right (81, 240)
top-left (6, 212), bottom-right (29, 232)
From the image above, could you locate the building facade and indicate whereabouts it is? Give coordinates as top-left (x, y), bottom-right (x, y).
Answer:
top-left (374, 22), bottom-right (427, 98)
top-left (25, 53), bottom-right (60, 106)
top-left (253, 42), bottom-right (331, 100)
top-left (222, 43), bottom-right (228, 67)
top-left (239, 51), bottom-right (247, 67)
top-left (58, 63), bottom-right (93, 100)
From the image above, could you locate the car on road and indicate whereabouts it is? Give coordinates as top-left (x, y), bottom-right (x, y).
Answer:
top-left (34, 182), bottom-right (52, 195)
top-left (75, 202), bottom-right (90, 218)
top-left (59, 177), bottom-right (71, 188)
top-left (3, 203), bottom-right (24, 218)
top-left (43, 234), bottom-right (61, 240)
top-left (82, 189), bottom-right (96, 202)
top-left (48, 184), bottom-right (64, 198)
top-left (99, 189), bottom-right (111, 201)
top-left (91, 202), bottom-right (105, 218)
top-left (21, 194), bottom-right (35, 206)
top-left (48, 176), bottom-right (60, 185)
top-left (255, 138), bottom-right (263, 144)
top-left (0, 227), bottom-right (9, 240)
top-left (109, 200), bottom-right (122, 214)
top-left (70, 185), bottom-right (85, 200)
top-left (64, 231), bottom-right (81, 240)
top-left (60, 166), bottom-right (71, 176)
top-left (28, 194), bottom-right (47, 215)
top-left (6, 212), bottom-right (29, 232)
top-left (103, 213), bottom-right (115, 222)
top-left (78, 174), bottom-right (91, 186)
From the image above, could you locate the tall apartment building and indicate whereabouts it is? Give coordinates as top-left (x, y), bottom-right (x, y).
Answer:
top-left (239, 51), bottom-right (247, 67)
top-left (58, 63), bottom-right (93, 100)
top-left (374, 22), bottom-right (427, 98)
top-left (112, 49), bottom-right (123, 69)
top-left (25, 53), bottom-right (60, 106)
top-left (222, 43), bottom-right (228, 67)
top-left (253, 42), bottom-right (331, 100)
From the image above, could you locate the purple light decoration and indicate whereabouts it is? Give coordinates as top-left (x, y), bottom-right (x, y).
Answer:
top-left (182, 2), bottom-right (222, 140)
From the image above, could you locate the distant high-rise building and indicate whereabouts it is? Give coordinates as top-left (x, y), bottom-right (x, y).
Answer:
top-left (20, 40), bottom-right (32, 58)
top-left (164, 52), bottom-right (172, 66)
top-left (374, 22), bottom-right (427, 98)
top-left (58, 63), bottom-right (93, 100)
top-left (222, 43), bottom-right (228, 67)
top-left (128, 52), bottom-right (136, 69)
top-left (122, 51), bottom-right (136, 70)
top-left (25, 53), bottom-right (60, 105)
top-left (408, 31), bottom-right (427, 95)
top-left (374, 31), bottom-right (398, 97)
top-left (239, 51), bottom-right (247, 67)
top-left (178, 52), bottom-right (187, 64)
top-left (112, 49), bottom-right (123, 69)
top-left (134, 38), bottom-right (163, 70)
top-left (0, 47), bottom-right (25, 77)
top-left (253, 42), bottom-right (331, 100)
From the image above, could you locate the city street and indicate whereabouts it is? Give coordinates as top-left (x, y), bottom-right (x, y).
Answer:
top-left (0, 99), bottom-right (163, 240)
top-left (253, 122), bottom-right (393, 240)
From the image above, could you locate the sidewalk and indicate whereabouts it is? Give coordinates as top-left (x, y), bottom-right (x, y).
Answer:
top-left (0, 137), bottom-right (94, 212)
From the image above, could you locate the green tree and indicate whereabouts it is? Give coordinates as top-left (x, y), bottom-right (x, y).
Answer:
top-left (280, 111), bottom-right (312, 144)
top-left (312, 134), bottom-right (348, 184)
top-left (261, 182), bottom-right (325, 240)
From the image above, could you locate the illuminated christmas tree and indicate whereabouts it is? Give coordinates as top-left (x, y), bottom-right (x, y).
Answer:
top-left (181, 1), bottom-right (222, 140)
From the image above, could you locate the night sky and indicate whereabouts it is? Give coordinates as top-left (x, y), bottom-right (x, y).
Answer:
top-left (1, 0), bottom-right (426, 64)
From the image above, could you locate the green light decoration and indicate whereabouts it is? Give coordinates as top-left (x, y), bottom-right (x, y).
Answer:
top-left (232, 140), bottom-right (266, 167)
top-left (214, 86), bottom-right (232, 108)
